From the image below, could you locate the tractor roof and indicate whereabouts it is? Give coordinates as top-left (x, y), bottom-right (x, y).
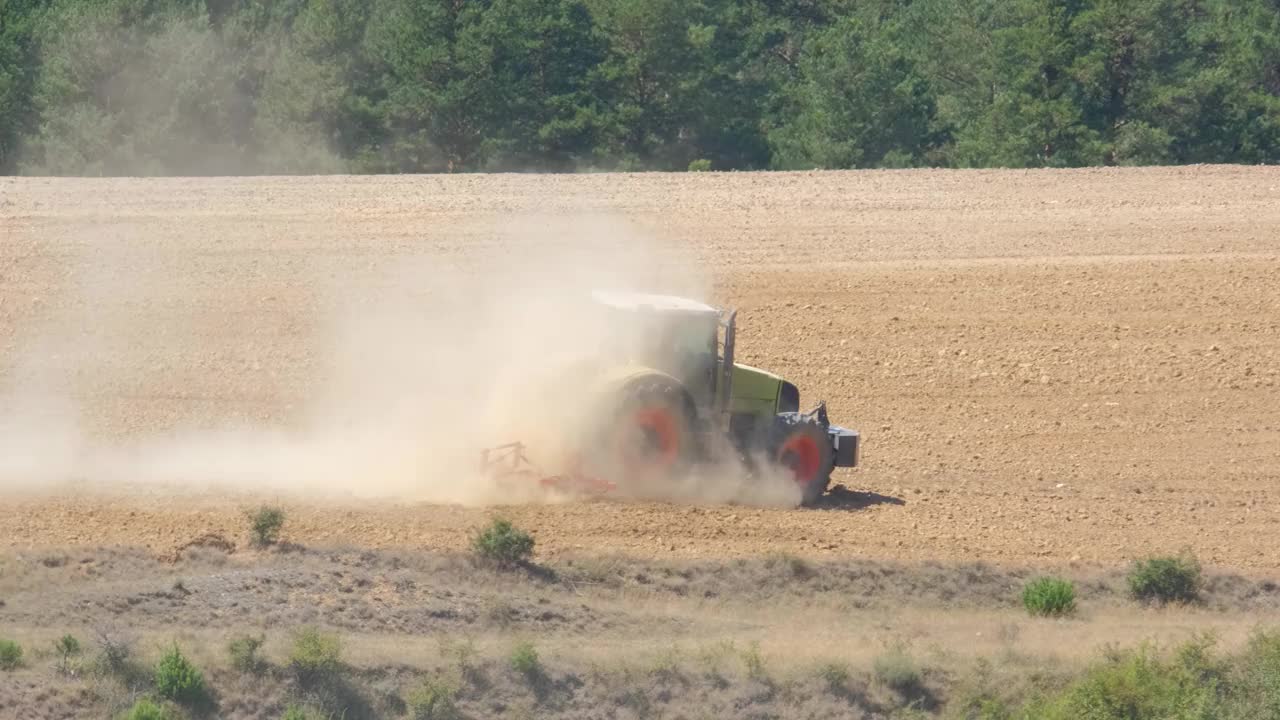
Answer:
top-left (590, 290), bottom-right (720, 315)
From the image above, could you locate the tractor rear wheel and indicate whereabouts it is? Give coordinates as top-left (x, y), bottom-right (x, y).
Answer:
top-left (595, 374), bottom-right (696, 490)
top-left (767, 413), bottom-right (834, 506)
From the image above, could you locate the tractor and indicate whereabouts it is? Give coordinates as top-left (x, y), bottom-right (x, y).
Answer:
top-left (537, 289), bottom-right (861, 506)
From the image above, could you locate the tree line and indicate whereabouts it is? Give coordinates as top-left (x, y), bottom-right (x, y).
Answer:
top-left (1, 0), bottom-right (1277, 175)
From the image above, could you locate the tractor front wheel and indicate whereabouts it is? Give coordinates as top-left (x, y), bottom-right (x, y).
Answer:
top-left (767, 413), bottom-right (834, 506)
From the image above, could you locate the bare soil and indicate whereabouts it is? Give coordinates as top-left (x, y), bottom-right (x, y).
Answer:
top-left (2, 167), bottom-right (1280, 718)
top-left (2, 167), bottom-right (1279, 569)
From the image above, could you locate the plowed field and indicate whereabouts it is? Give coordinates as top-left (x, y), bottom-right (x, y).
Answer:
top-left (3, 166), bottom-right (1279, 571)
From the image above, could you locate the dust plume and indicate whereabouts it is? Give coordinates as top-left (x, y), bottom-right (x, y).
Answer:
top-left (0, 211), bottom-right (802, 508)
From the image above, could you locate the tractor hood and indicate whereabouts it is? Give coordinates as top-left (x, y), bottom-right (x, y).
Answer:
top-left (729, 362), bottom-right (785, 416)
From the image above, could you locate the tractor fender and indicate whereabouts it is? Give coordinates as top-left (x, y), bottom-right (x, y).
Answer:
top-left (587, 364), bottom-right (698, 422)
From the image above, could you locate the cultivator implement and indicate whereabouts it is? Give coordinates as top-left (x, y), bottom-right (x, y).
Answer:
top-left (479, 441), bottom-right (617, 496)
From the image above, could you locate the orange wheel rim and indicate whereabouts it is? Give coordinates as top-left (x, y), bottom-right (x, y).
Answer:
top-left (613, 406), bottom-right (681, 469)
top-left (779, 434), bottom-right (822, 485)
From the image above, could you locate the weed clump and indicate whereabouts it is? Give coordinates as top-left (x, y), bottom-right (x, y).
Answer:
top-left (874, 646), bottom-right (924, 695)
top-left (92, 627), bottom-right (145, 683)
top-left (509, 641), bottom-right (542, 680)
top-left (471, 518), bottom-right (534, 568)
top-left (228, 634), bottom-right (266, 673)
top-left (740, 641), bottom-right (767, 680)
top-left (406, 678), bottom-right (461, 720)
top-left (55, 634), bottom-right (81, 675)
top-left (280, 704), bottom-right (326, 720)
top-left (117, 698), bottom-right (174, 720)
top-left (1128, 551), bottom-right (1202, 605)
top-left (247, 505), bottom-right (286, 547)
top-left (1022, 576), bottom-right (1077, 617)
top-left (289, 626), bottom-right (342, 683)
top-left (0, 638), bottom-right (23, 670)
top-left (1026, 637), bottom-right (1220, 719)
top-left (817, 661), bottom-right (851, 695)
top-left (154, 644), bottom-right (206, 706)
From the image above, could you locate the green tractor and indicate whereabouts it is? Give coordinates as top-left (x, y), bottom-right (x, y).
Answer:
top-left (572, 290), bottom-right (860, 506)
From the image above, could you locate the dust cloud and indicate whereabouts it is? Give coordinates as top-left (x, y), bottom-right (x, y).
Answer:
top-left (0, 212), bottom-right (802, 508)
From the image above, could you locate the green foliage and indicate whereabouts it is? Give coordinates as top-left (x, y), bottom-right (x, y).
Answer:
top-left (153, 644), bottom-right (206, 706)
top-left (1128, 552), bottom-right (1202, 605)
top-left (55, 634), bottom-right (81, 674)
top-left (117, 698), bottom-right (175, 720)
top-left (406, 677), bottom-right (461, 720)
top-left (1026, 636), bottom-right (1224, 720)
top-left (289, 626), bottom-right (343, 682)
top-left (509, 641), bottom-right (542, 679)
top-left (280, 704), bottom-right (326, 720)
top-left (248, 505), bottom-right (286, 547)
top-left (228, 634), bottom-right (266, 673)
top-left (874, 645), bottom-right (924, 695)
top-left (1022, 576), bottom-right (1077, 617)
top-left (1223, 629), bottom-right (1280, 719)
top-left (0, 638), bottom-right (23, 670)
top-left (817, 661), bottom-right (850, 694)
top-left (740, 640), bottom-right (766, 679)
top-left (1, 0), bottom-right (1278, 173)
top-left (470, 518), bottom-right (535, 569)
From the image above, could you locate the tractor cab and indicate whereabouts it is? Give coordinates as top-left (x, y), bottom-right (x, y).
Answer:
top-left (589, 290), bottom-right (726, 414)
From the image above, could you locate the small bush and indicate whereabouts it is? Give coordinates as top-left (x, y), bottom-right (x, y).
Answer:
top-left (509, 641), bottom-right (541, 679)
top-left (874, 646), bottom-right (923, 695)
top-left (406, 678), bottom-right (461, 720)
top-left (228, 634), bottom-right (265, 673)
top-left (154, 644), bottom-right (206, 705)
top-left (471, 518), bottom-right (534, 568)
top-left (1215, 628), bottom-right (1280, 719)
top-left (1027, 638), bottom-right (1221, 720)
top-left (289, 626), bottom-right (342, 682)
top-left (1022, 576), bottom-right (1077, 617)
top-left (55, 634), bottom-right (81, 674)
top-left (248, 505), bottom-right (286, 547)
top-left (740, 641), bottom-right (766, 679)
top-left (688, 158), bottom-right (713, 172)
top-left (1128, 552), bottom-right (1202, 604)
top-left (117, 698), bottom-right (174, 720)
top-left (818, 661), bottom-right (850, 694)
top-left (0, 639), bottom-right (23, 670)
top-left (93, 627), bottom-right (142, 682)
top-left (280, 704), bottom-right (326, 720)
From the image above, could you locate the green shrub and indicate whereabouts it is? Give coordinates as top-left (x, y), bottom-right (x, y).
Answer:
top-left (406, 678), bottom-right (461, 720)
top-left (874, 646), bottom-right (923, 694)
top-left (740, 641), bottom-right (766, 679)
top-left (55, 634), bottom-right (81, 674)
top-left (510, 641), bottom-right (541, 679)
top-left (154, 644), bottom-right (206, 705)
top-left (818, 661), bottom-right (850, 694)
top-left (0, 639), bottom-right (23, 670)
top-left (248, 505), bottom-right (286, 547)
top-left (1027, 638), bottom-right (1221, 720)
top-left (228, 634), bottom-right (265, 673)
top-left (280, 704), bottom-right (326, 720)
top-left (688, 158), bottom-right (713, 172)
top-left (1128, 552), bottom-right (1202, 604)
top-left (289, 626), bottom-right (342, 682)
top-left (471, 518), bottom-right (534, 568)
top-left (1223, 629), bottom-right (1280, 719)
top-left (117, 698), bottom-right (174, 720)
top-left (1022, 576), bottom-right (1077, 617)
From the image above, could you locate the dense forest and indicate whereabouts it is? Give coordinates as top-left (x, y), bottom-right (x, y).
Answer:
top-left (1, 0), bottom-right (1278, 175)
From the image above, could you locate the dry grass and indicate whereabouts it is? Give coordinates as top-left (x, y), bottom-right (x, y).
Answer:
top-left (3, 545), bottom-right (1279, 718)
